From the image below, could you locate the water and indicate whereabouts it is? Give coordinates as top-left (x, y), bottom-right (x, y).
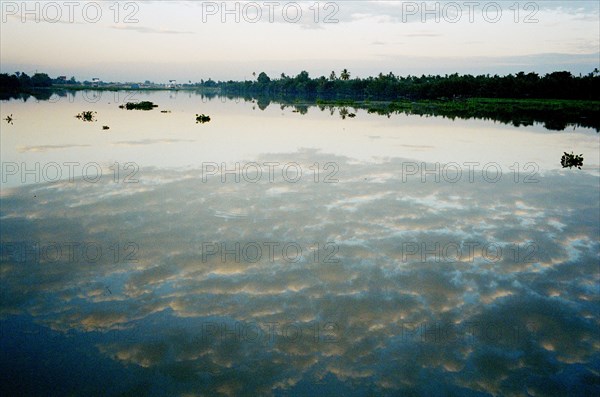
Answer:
top-left (1, 90), bottom-right (599, 396)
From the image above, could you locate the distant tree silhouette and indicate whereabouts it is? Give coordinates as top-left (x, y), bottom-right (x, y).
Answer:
top-left (31, 73), bottom-right (52, 87)
top-left (257, 72), bottom-right (271, 85)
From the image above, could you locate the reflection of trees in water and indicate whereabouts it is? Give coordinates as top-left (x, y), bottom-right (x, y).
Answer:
top-left (197, 92), bottom-right (599, 132)
top-left (362, 100), bottom-right (600, 132)
top-left (293, 105), bottom-right (308, 115)
top-left (338, 107), bottom-right (357, 120)
top-left (256, 97), bottom-right (271, 111)
top-left (277, 103), bottom-right (308, 114)
top-left (339, 107), bottom-right (348, 119)
top-left (15, 89), bottom-right (597, 132)
top-left (0, 89), bottom-right (56, 101)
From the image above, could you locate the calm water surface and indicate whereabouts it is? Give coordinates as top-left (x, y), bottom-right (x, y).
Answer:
top-left (1, 90), bottom-right (599, 396)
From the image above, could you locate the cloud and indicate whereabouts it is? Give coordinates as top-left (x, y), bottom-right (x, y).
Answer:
top-left (396, 144), bottom-right (436, 150)
top-left (112, 138), bottom-right (196, 146)
top-left (17, 144), bottom-right (91, 153)
top-left (110, 25), bottom-right (195, 35)
top-left (368, 52), bottom-right (600, 76)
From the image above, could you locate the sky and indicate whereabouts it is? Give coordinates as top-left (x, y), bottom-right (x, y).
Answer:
top-left (0, 0), bottom-right (599, 82)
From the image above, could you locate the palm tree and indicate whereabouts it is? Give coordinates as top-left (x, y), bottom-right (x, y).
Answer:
top-left (329, 71), bottom-right (337, 81)
top-left (341, 69), bottom-right (350, 81)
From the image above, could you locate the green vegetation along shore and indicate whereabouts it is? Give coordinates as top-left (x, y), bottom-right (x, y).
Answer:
top-left (2, 69), bottom-right (599, 131)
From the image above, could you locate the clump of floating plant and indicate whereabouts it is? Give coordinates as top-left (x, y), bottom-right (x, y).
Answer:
top-left (4, 114), bottom-right (13, 124)
top-left (102, 125), bottom-right (110, 130)
top-left (75, 111), bottom-right (97, 122)
top-left (161, 110), bottom-right (171, 113)
top-left (196, 114), bottom-right (211, 123)
top-left (561, 152), bottom-right (584, 169)
top-left (119, 101), bottom-right (158, 110)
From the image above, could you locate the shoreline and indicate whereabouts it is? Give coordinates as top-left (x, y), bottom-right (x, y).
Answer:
top-left (2, 87), bottom-right (599, 131)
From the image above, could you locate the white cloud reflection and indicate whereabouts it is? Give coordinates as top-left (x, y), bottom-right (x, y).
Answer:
top-left (1, 150), bottom-right (598, 395)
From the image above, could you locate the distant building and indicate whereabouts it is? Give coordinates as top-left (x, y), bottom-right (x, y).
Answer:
top-left (92, 78), bottom-right (101, 87)
top-left (167, 79), bottom-right (177, 89)
top-left (57, 76), bottom-right (67, 81)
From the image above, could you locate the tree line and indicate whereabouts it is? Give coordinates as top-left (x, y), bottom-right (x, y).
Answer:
top-left (2, 69), bottom-right (600, 102)
top-left (201, 69), bottom-right (600, 101)
top-left (0, 72), bottom-right (55, 92)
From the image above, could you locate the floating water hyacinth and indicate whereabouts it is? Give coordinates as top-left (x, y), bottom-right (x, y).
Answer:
top-left (561, 151), bottom-right (584, 169)
top-left (196, 114), bottom-right (211, 123)
top-left (75, 111), bottom-right (96, 122)
top-left (119, 101), bottom-right (158, 110)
